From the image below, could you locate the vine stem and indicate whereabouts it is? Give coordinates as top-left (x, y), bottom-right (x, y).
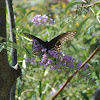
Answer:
top-left (52, 45), bottom-right (100, 100)
top-left (80, 0), bottom-right (100, 8)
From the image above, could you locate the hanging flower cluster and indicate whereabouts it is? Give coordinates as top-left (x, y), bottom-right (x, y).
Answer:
top-left (25, 14), bottom-right (88, 71)
top-left (32, 14), bottom-right (55, 26)
top-left (25, 39), bottom-right (88, 71)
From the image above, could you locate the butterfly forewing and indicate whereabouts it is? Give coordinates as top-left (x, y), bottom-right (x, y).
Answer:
top-left (23, 33), bottom-right (46, 47)
top-left (48, 31), bottom-right (76, 50)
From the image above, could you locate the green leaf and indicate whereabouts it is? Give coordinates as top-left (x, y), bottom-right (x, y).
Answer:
top-left (42, 83), bottom-right (49, 94)
top-left (7, 41), bottom-right (20, 49)
top-left (65, 1), bottom-right (83, 13)
top-left (27, 10), bottom-right (39, 15)
top-left (90, 34), bottom-right (100, 45)
top-left (77, 17), bottom-right (90, 32)
top-left (39, 81), bottom-right (42, 98)
top-left (31, 93), bottom-right (37, 100)
top-left (79, 91), bottom-right (89, 100)
top-left (43, 34), bottom-right (48, 41)
top-left (95, 71), bottom-right (99, 79)
top-left (0, 44), bottom-right (4, 52)
top-left (15, 17), bottom-right (24, 25)
top-left (17, 78), bottom-right (22, 96)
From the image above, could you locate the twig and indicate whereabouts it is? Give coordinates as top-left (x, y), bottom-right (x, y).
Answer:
top-left (80, 0), bottom-right (100, 8)
top-left (52, 45), bottom-right (100, 100)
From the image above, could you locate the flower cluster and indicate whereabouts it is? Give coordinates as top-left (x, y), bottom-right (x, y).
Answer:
top-left (32, 14), bottom-right (55, 26)
top-left (25, 39), bottom-right (88, 72)
top-left (25, 58), bottom-right (35, 65)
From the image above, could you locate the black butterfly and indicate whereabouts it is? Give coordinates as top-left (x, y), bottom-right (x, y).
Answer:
top-left (23, 31), bottom-right (76, 50)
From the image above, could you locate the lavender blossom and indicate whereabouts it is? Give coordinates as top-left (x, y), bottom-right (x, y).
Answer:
top-left (41, 53), bottom-right (48, 64)
top-left (25, 38), bottom-right (88, 73)
top-left (45, 59), bottom-right (52, 66)
top-left (42, 48), bottom-right (47, 53)
top-left (77, 60), bottom-right (82, 70)
top-left (25, 58), bottom-right (30, 63)
top-left (32, 14), bottom-right (55, 26)
top-left (30, 58), bottom-right (35, 65)
top-left (49, 89), bottom-right (57, 96)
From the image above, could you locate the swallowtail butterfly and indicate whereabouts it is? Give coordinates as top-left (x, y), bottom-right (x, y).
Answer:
top-left (23, 31), bottom-right (76, 50)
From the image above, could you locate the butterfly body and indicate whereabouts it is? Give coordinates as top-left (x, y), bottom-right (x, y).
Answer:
top-left (23, 31), bottom-right (76, 50)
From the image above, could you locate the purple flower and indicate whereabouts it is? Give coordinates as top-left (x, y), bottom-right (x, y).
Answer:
top-left (42, 48), bottom-right (47, 53)
top-left (63, 54), bottom-right (68, 62)
top-left (46, 59), bottom-right (52, 65)
top-left (48, 50), bottom-right (55, 55)
top-left (38, 46), bottom-right (43, 51)
top-left (59, 82), bottom-right (65, 88)
top-left (49, 89), bottom-right (56, 96)
top-left (32, 39), bottom-right (39, 44)
top-left (43, 59), bottom-right (52, 68)
top-left (77, 60), bottom-right (82, 70)
top-left (25, 37), bottom-right (89, 74)
top-left (58, 58), bottom-right (62, 63)
top-left (32, 14), bottom-right (42, 26)
top-left (42, 53), bottom-right (48, 58)
top-left (41, 53), bottom-right (48, 64)
top-left (33, 44), bottom-right (40, 48)
top-left (53, 20), bottom-right (55, 24)
top-left (68, 62), bottom-right (74, 68)
top-left (50, 65), bottom-right (56, 70)
top-left (50, 64), bottom-right (60, 70)
top-left (53, 54), bottom-right (58, 58)
top-left (41, 14), bottom-right (48, 22)
top-left (48, 50), bottom-right (62, 59)
top-left (58, 69), bottom-right (61, 71)
top-left (30, 58), bottom-right (35, 65)
top-left (32, 14), bottom-right (55, 26)
top-left (25, 58), bottom-right (30, 63)
top-left (83, 63), bottom-right (88, 70)
top-left (49, 14), bottom-right (51, 17)
top-left (56, 64), bottom-right (59, 69)
top-left (32, 48), bottom-right (39, 52)
top-left (43, 32), bottom-right (48, 36)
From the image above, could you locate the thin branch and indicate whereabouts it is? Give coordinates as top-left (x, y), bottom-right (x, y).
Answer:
top-left (6, 0), bottom-right (17, 65)
top-left (80, 0), bottom-right (100, 8)
top-left (52, 45), bottom-right (100, 100)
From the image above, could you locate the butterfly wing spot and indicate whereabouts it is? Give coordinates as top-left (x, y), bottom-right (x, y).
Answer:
top-left (52, 41), bottom-right (62, 51)
top-left (55, 41), bottom-right (61, 46)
